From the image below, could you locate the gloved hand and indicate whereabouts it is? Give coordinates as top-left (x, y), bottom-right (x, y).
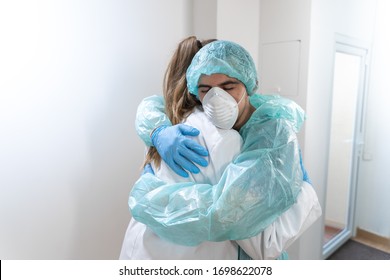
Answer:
top-left (151, 124), bottom-right (209, 177)
top-left (142, 163), bottom-right (155, 175)
top-left (299, 149), bottom-right (311, 184)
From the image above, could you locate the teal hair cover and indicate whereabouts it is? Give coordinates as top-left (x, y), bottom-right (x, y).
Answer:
top-left (186, 40), bottom-right (259, 97)
top-left (130, 94), bottom-right (306, 246)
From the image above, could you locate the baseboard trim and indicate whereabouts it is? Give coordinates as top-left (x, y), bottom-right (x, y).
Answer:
top-left (355, 228), bottom-right (390, 245)
top-left (353, 228), bottom-right (390, 254)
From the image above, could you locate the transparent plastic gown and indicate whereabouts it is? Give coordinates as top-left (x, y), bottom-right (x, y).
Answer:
top-left (130, 94), bottom-right (305, 246)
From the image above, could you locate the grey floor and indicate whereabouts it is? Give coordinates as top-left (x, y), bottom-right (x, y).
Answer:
top-left (327, 239), bottom-right (390, 260)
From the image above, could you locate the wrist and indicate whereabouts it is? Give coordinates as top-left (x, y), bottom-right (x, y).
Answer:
top-left (150, 125), bottom-right (169, 147)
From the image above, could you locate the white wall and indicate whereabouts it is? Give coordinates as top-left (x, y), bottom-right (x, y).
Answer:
top-left (0, 0), bottom-right (191, 259)
top-left (193, 0), bottom-right (260, 68)
top-left (192, 0), bottom-right (217, 39)
top-left (356, 0), bottom-right (390, 238)
top-left (216, 0), bottom-right (260, 68)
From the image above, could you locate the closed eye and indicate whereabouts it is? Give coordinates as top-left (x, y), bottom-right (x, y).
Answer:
top-left (222, 87), bottom-right (234, 91)
top-left (198, 86), bottom-right (211, 94)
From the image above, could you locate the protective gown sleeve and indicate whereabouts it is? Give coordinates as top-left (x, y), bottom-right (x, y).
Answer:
top-left (135, 95), bottom-right (172, 146)
top-left (129, 94), bottom-right (305, 246)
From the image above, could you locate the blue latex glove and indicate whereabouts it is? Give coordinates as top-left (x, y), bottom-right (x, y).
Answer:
top-left (142, 163), bottom-right (155, 175)
top-left (151, 124), bottom-right (209, 177)
top-left (299, 149), bottom-right (311, 184)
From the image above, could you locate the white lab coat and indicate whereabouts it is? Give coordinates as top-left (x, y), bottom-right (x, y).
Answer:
top-left (120, 108), bottom-right (321, 259)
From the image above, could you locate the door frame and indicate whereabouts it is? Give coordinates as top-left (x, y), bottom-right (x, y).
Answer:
top-left (322, 33), bottom-right (369, 259)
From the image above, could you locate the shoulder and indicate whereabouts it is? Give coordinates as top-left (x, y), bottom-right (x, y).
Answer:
top-left (249, 94), bottom-right (305, 133)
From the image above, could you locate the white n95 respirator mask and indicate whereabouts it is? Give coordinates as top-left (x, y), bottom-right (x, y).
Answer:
top-left (202, 87), bottom-right (245, 130)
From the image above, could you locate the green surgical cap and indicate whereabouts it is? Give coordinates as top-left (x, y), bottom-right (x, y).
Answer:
top-left (186, 40), bottom-right (259, 97)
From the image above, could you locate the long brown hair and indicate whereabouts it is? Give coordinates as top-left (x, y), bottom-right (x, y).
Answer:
top-left (144, 36), bottom-right (217, 169)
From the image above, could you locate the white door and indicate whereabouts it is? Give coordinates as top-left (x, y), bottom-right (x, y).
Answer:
top-left (323, 36), bottom-right (368, 259)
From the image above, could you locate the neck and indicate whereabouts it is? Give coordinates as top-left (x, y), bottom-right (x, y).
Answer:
top-left (233, 99), bottom-right (255, 131)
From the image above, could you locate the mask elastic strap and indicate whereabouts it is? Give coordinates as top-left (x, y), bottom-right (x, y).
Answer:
top-left (236, 91), bottom-right (246, 105)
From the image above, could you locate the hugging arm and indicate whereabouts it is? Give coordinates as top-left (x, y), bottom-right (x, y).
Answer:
top-left (136, 95), bottom-right (311, 182)
top-left (130, 115), bottom-right (303, 246)
top-left (131, 95), bottom-right (318, 250)
top-left (136, 95), bottom-right (209, 177)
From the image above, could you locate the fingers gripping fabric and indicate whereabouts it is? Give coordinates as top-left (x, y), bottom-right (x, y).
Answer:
top-left (151, 124), bottom-right (208, 177)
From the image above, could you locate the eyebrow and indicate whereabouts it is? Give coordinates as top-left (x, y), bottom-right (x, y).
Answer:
top-left (198, 80), bottom-right (241, 89)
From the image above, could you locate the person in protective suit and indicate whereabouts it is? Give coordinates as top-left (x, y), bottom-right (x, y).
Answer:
top-left (120, 36), bottom-right (321, 260)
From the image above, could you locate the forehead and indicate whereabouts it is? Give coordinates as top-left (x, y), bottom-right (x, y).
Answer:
top-left (198, 73), bottom-right (240, 86)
